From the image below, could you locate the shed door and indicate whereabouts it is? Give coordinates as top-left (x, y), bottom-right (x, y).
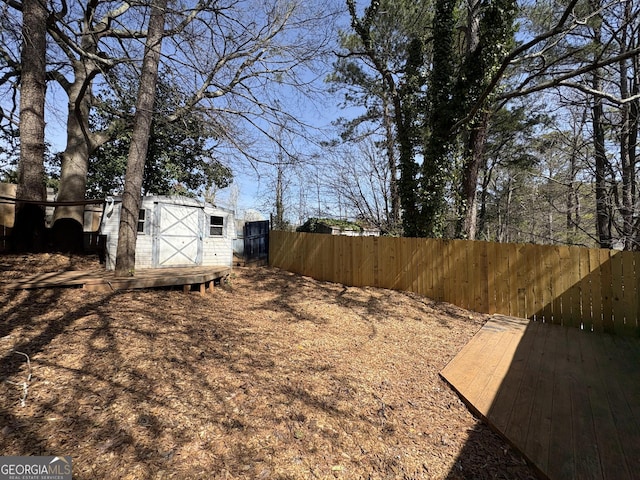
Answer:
top-left (153, 203), bottom-right (203, 267)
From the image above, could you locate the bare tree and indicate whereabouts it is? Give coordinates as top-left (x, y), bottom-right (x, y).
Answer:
top-left (0, 0), bottom-right (338, 248)
top-left (616, 0), bottom-right (639, 250)
top-left (325, 139), bottom-right (398, 233)
top-left (46, 1), bottom-right (142, 245)
top-left (13, 0), bottom-right (47, 251)
top-left (0, 0), bottom-right (24, 135)
top-left (114, 0), bottom-right (166, 276)
top-left (464, 0), bottom-right (640, 248)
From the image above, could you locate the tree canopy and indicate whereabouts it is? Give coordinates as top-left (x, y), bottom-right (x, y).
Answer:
top-left (88, 71), bottom-right (233, 199)
top-left (4, 0), bottom-right (640, 251)
top-left (324, 0), bottom-right (640, 249)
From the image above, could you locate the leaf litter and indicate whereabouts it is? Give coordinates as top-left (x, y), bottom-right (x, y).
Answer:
top-left (0, 253), bottom-right (539, 479)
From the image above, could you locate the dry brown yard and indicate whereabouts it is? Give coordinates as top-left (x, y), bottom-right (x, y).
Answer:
top-left (0, 254), bottom-right (539, 479)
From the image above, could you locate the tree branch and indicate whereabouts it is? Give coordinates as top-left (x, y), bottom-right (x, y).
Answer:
top-left (451, 0), bottom-right (581, 132)
top-left (1, 0), bottom-right (22, 10)
top-left (499, 45), bottom-right (640, 102)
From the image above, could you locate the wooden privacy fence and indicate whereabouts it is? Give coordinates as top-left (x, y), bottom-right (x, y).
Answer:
top-left (269, 231), bottom-right (640, 337)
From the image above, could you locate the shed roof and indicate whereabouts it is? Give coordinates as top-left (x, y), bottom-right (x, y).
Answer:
top-left (107, 195), bottom-right (233, 213)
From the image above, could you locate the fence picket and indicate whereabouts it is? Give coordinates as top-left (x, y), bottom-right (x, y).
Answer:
top-left (527, 245), bottom-right (537, 321)
top-left (351, 236), bottom-right (362, 287)
top-left (450, 240), bottom-right (464, 308)
top-left (400, 238), bottom-right (412, 293)
top-left (431, 239), bottom-right (443, 301)
top-left (539, 245), bottom-right (554, 323)
top-left (463, 240), bottom-right (473, 309)
top-left (600, 249), bottom-right (615, 334)
top-left (589, 249), bottom-right (605, 333)
top-left (443, 240), bottom-right (454, 305)
top-left (493, 242), bottom-right (510, 315)
top-left (619, 251), bottom-right (638, 336)
top-left (413, 238), bottom-right (424, 296)
top-left (452, 240), bottom-right (464, 306)
top-left (519, 244), bottom-right (536, 320)
top-left (578, 248), bottom-right (592, 331)
top-left (423, 238), bottom-right (436, 300)
top-left (610, 251), bottom-right (625, 334)
top-left (376, 236), bottom-right (391, 290)
top-left (504, 243), bottom-right (518, 317)
top-left (570, 247), bottom-right (584, 325)
top-left (548, 246), bottom-right (561, 325)
top-left (486, 241), bottom-right (497, 314)
top-left (472, 242), bottom-right (488, 313)
top-left (565, 247), bottom-right (583, 328)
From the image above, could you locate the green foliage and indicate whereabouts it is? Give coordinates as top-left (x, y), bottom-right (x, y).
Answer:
top-left (419, 0), bottom-right (457, 238)
top-left (330, 0), bottom-right (432, 236)
top-left (397, 36), bottom-right (426, 237)
top-left (475, 103), bottom-right (600, 246)
top-left (330, 0), bottom-right (636, 247)
top-left (87, 69), bottom-right (232, 198)
top-left (483, 106), bottom-right (547, 171)
top-left (456, 0), bottom-right (517, 112)
top-left (0, 127), bottom-right (19, 180)
top-left (420, 0), bottom-right (518, 238)
top-left (296, 217), bottom-right (364, 233)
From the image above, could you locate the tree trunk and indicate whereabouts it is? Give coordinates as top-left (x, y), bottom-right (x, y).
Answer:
top-left (618, 1), bottom-right (638, 250)
top-left (455, 0), bottom-right (516, 240)
top-left (454, 0), bottom-right (482, 241)
top-left (382, 96), bottom-right (401, 232)
top-left (503, 179), bottom-right (513, 243)
top-left (590, 3), bottom-right (611, 249)
top-left (13, 0), bottom-right (47, 252)
top-left (456, 111), bottom-right (489, 240)
top-left (114, 0), bottom-right (167, 276)
top-left (593, 87), bottom-right (611, 249)
top-left (51, 24), bottom-right (107, 251)
top-left (395, 89), bottom-right (421, 237)
top-left (51, 70), bottom-right (95, 252)
top-left (54, 72), bottom-right (92, 217)
top-left (274, 158), bottom-right (285, 229)
top-left (477, 158), bottom-right (494, 239)
top-left (628, 68), bottom-right (639, 250)
top-left (421, 0), bottom-right (456, 238)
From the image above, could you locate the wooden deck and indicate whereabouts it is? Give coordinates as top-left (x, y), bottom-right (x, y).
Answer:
top-left (440, 315), bottom-right (640, 480)
top-left (0, 266), bottom-right (231, 294)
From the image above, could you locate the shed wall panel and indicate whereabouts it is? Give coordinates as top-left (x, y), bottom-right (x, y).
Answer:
top-left (100, 196), bottom-right (234, 271)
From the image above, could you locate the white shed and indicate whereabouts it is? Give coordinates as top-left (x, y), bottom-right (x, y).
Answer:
top-left (100, 195), bottom-right (234, 271)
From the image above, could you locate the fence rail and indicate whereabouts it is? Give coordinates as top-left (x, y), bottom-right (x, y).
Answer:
top-left (269, 231), bottom-right (640, 337)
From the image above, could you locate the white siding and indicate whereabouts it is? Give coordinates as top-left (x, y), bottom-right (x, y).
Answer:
top-left (101, 200), bottom-right (120, 270)
top-left (101, 196), bottom-right (234, 270)
top-left (135, 231), bottom-right (154, 269)
top-left (202, 208), bottom-right (233, 267)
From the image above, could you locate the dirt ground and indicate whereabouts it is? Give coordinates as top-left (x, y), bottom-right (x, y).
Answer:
top-left (0, 254), bottom-right (540, 480)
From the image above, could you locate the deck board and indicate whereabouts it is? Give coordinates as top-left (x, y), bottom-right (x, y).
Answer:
top-left (440, 316), bottom-right (640, 480)
top-left (590, 334), bottom-right (634, 479)
top-left (546, 325), bottom-right (574, 479)
top-left (0, 266), bottom-right (231, 292)
top-left (502, 321), bottom-right (547, 452)
top-left (522, 323), bottom-right (554, 475)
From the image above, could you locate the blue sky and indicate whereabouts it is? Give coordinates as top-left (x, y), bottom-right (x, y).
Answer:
top-left (28, 0), bottom-right (354, 223)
